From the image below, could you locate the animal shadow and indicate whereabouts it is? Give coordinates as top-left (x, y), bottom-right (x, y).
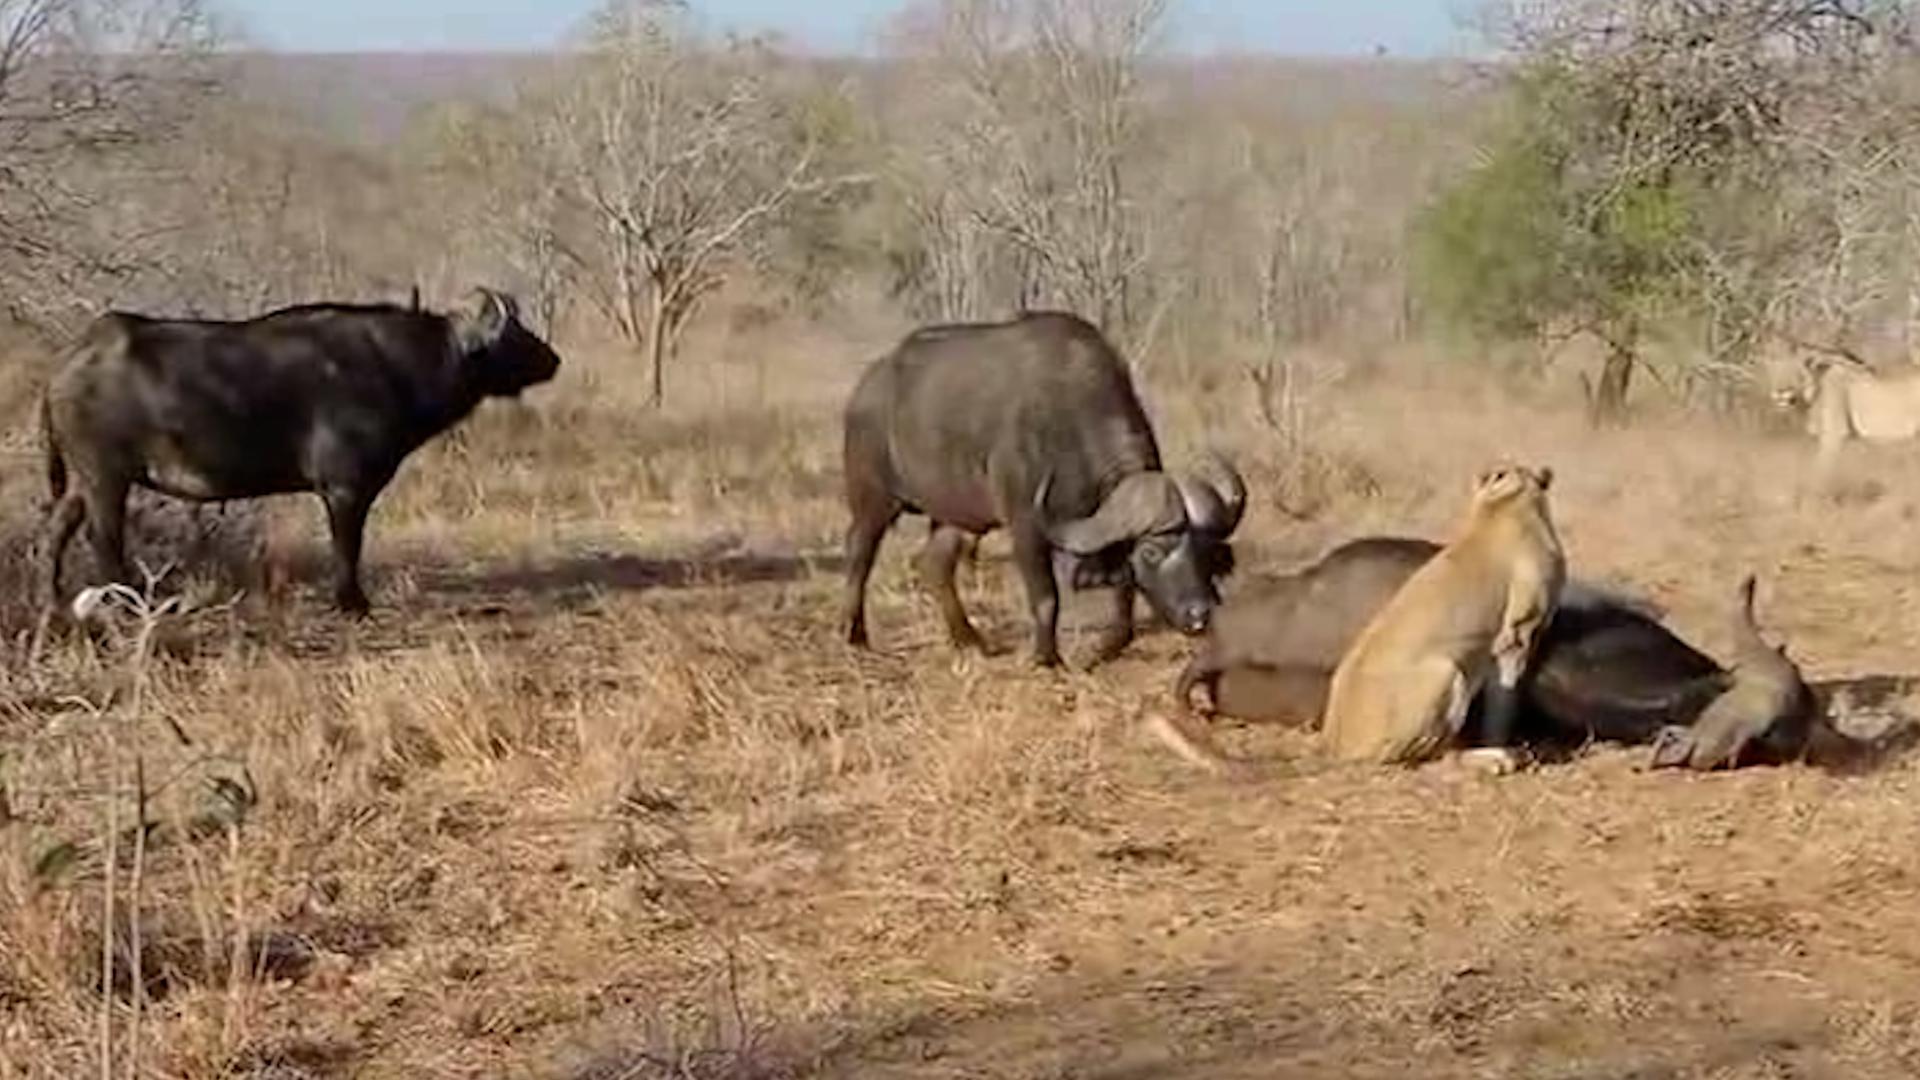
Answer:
top-left (1806, 674), bottom-right (1920, 775)
top-left (411, 543), bottom-right (846, 610)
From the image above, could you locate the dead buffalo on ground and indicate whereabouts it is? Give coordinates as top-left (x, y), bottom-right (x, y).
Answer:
top-left (42, 288), bottom-right (560, 614)
top-left (1175, 537), bottom-right (1821, 769)
top-left (842, 311), bottom-right (1247, 668)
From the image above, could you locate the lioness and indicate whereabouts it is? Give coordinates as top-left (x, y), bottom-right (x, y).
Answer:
top-left (1320, 463), bottom-right (1565, 771)
top-left (1771, 351), bottom-right (1920, 484)
top-left (1147, 465), bottom-right (1565, 777)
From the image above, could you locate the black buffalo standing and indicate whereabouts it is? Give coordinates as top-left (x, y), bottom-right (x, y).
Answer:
top-left (842, 311), bottom-right (1247, 667)
top-left (42, 288), bottom-right (561, 614)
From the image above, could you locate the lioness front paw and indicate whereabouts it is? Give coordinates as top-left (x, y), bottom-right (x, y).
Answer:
top-left (1455, 747), bottom-right (1524, 777)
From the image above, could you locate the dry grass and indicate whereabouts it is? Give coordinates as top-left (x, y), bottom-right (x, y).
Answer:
top-left (2, 314), bottom-right (1919, 1079)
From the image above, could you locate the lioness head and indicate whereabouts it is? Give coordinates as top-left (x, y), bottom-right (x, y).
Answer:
top-left (1767, 353), bottom-right (1830, 411)
top-left (1472, 463), bottom-right (1553, 508)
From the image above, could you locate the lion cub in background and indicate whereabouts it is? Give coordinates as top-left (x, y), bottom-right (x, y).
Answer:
top-left (1321, 463), bottom-right (1565, 771)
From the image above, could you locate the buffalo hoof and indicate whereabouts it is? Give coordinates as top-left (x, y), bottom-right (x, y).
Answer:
top-left (1085, 634), bottom-right (1133, 670)
top-left (947, 626), bottom-right (991, 655)
top-left (948, 632), bottom-right (1006, 659)
top-left (334, 589), bottom-right (373, 619)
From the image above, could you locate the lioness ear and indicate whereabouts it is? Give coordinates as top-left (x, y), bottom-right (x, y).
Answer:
top-left (1536, 466), bottom-right (1553, 490)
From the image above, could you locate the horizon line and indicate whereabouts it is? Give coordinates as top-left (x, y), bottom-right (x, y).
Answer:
top-left (218, 45), bottom-right (1485, 62)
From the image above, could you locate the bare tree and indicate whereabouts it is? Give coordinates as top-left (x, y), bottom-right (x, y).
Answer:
top-left (888, 0), bottom-right (1166, 348)
top-left (540, 0), bottom-right (836, 408)
top-left (1423, 0), bottom-right (1908, 421)
top-left (0, 0), bottom-right (219, 329)
top-left (417, 97), bottom-right (577, 335)
top-left (1757, 14), bottom-right (1920, 361)
top-left (888, 162), bottom-right (995, 323)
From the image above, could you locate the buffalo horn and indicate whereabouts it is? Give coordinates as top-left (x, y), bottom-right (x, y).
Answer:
top-left (1178, 452), bottom-right (1248, 536)
top-left (1037, 471), bottom-right (1188, 555)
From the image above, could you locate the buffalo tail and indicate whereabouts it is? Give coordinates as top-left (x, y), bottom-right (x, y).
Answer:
top-left (41, 394), bottom-right (65, 503)
top-left (1728, 573), bottom-right (1769, 662)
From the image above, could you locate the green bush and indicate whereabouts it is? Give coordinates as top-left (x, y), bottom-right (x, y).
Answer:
top-left (1413, 129), bottom-right (1570, 342)
top-left (1412, 61), bottom-right (1709, 409)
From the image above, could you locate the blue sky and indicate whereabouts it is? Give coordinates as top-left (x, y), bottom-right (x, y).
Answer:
top-left (222, 0), bottom-right (1475, 57)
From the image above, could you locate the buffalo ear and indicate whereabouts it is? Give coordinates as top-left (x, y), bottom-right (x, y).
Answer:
top-left (1208, 541), bottom-right (1237, 580)
top-left (1068, 548), bottom-right (1125, 589)
top-left (1038, 472), bottom-right (1187, 555)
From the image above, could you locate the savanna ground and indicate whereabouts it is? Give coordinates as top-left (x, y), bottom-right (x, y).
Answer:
top-left (2, 310), bottom-right (1920, 1080)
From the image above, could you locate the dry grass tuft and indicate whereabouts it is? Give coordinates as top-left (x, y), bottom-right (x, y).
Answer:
top-left (0, 320), bottom-right (1917, 1078)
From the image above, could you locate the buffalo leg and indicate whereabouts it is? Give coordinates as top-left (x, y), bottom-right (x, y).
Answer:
top-left (1480, 642), bottom-right (1536, 748)
top-left (1457, 689), bottom-right (1525, 775)
top-left (1088, 584), bottom-right (1137, 667)
top-left (81, 474), bottom-right (131, 589)
top-left (319, 485), bottom-right (374, 616)
top-left (1009, 522), bottom-right (1061, 668)
top-left (916, 523), bottom-right (986, 653)
top-left (842, 499), bottom-right (901, 649)
top-left (1464, 647), bottom-right (1531, 773)
top-left (43, 490), bottom-right (85, 606)
top-left (1484, 584), bottom-right (1551, 750)
top-left (1478, 680), bottom-right (1522, 751)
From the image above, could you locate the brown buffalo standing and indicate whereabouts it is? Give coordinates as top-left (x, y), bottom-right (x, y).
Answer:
top-left (842, 311), bottom-right (1246, 667)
